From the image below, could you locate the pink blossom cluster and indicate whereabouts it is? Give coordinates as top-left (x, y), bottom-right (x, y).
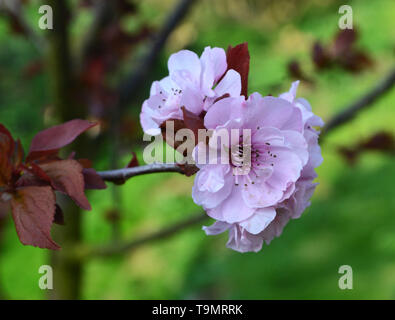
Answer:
top-left (140, 47), bottom-right (241, 136)
top-left (140, 44), bottom-right (323, 252)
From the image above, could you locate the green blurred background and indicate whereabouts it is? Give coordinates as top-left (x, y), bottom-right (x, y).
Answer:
top-left (0, 0), bottom-right (394, 299)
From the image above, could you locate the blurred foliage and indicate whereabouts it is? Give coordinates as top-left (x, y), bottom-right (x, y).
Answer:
top-left (0, 0), bottom-right (394, 299)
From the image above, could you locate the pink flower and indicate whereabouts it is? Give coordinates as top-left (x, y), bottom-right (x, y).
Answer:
top-left (197, 82), bottom-right (323, 252)
top-left (140, 47), bottom-right (242, 135)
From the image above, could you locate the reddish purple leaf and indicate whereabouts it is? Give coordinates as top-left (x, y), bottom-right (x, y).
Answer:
top-left (332, 29), bottom-right (357, 57)
top-left (361, 132), bottom-right (395, 151)
top-left (338, 50), bottom-right (373, 73)
top-left (226, 43), bottom-right (250, 97)
top-left (126, 152), bottom-right (139, 168)
top-left (28, 119), bottom-right (97, 157)
top-left (160, 119), bottom-right (188, 150)
top-left (83, 168), bottom-right (107, 190)
top-left (11, 186), bottom-right (60, 250)
top-left (39, 160), bottom-right (92, 210)
top-left (181, 107), bottom-right (206, 145)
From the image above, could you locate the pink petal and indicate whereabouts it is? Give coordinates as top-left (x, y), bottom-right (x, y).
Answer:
top-left (242, 178), bottom-right (283, 208)
top-left (245, 95), bottom-right (303, 132)
top-left (168, 50), bottom-right (201, 85)
top-left (214, 69), bottom-right (242, 97)
top-left (140, 101), bottom-right (161, 135)
top-left (200, 47), bottom-right (227, 83)
top-left (202, 220), bottom-right (230, 235)
top-left (260, 209), bottom-right (292, 245)
top-left (192, 165), bottom-right (233, 209)
top-left (207, 185), bottom-right (256, 223)
top-left (204, 96), bottom-right (245, 129)
top-left (180, 87), bottom-right (205, 114)
top-left (239, 207), bottom-right (276, 234)
top-left (200, 47), bottom-right (227, 96)
top-left (279, 80), bottom-right (300, 103)
top-left (226, 225), bottom-right (263, 253)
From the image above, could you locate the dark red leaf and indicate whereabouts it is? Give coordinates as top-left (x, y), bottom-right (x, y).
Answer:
top-left (25, 150), bottom-right (60, 164)
top-left (10, 186), bottom-right (60, 250)
top-left (311, 28), bottom-right (372, 74)
top-left (225, 43), bottom-right (250, 97)
top-left (332, 29), bottom-right (357, 57)
top-left (39, 160), bottom-right (92, 210)
top-left (15, 170), bottom-right (49, 189)
top-left (28, 119), bottom-right (97, 158)
top-left (338, 51), bottom-right (373, 73)
top-left (126, 152), bottom-right (139, 168)
top-left (361, 132), bottom-right (395, 151)
top-left (160, 119), bottom-right (187, 150)
top-left (83, 168), bottom-right (107, 190)
top-left (181, 107), bottom-right (206, 146)
top-left (26, 163), bottom-right (52, 183)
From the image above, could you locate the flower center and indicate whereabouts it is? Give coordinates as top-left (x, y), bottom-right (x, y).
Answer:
top-left (231, 140), bottom-right (277, 187)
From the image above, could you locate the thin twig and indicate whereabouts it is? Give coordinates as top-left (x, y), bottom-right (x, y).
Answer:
top-left (82, 213), bottom-right (208, 258)
top-left (118, 0), bottom-right (197, 107)
top-left (321, 67), bottom-right (395, 138)
top-left (97, 163), bottom-right (183, 183)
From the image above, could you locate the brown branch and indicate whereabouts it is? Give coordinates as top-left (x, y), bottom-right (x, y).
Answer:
top-left (321, 67), bottom-right (395, 138)
top-left (80, 212), bottom-right (208, 259)
top-left (118, 0), bottom-right (197, 106)
top-left (97, 163), bottom-right (184, 183)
